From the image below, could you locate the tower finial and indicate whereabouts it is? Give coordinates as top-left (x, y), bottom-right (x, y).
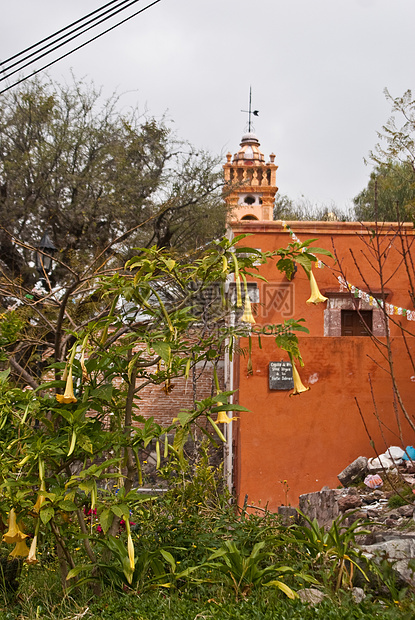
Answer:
top-left (241, 86), bottom-right (259, 133)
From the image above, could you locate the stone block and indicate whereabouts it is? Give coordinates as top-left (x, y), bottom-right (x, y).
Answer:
top-left (338, 456), bottom-right (368, 487)
top-left (299, 489), bottom-right (339, 528)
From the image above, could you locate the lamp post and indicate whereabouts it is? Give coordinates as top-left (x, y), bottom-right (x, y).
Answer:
top-left (34, 232), bottom-right (57, 289)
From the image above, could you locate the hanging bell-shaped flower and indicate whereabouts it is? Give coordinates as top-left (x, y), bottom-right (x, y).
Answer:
top-left (241, 294), bottom-right (256, 324)
top-left (26, 535), bottom-right (38, 564)
top-left (80, 350), bottom-right (89, 383)
top-left (56, 366), bottom-right (77, 404)
top-left (306, 270), bottom-right (328, 305)
top-left (290, 363), bottom-right (310, 396)
top-left (235, 274), bottom-right (242, 308)
top-left (33, 480), bottom-right (46, 514)
top-left (216, 411), bottom-right (237, 424)
top-left (3, 509), bottom-right (28, 544)
top-left (9, 539), bottom-right (30, 558)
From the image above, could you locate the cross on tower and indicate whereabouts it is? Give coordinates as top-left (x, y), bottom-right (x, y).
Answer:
top-left (241, 86), bottom-right (259, 132)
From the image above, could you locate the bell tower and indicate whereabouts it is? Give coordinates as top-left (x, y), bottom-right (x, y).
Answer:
top-left (223, 132), bottom-right (278, 221)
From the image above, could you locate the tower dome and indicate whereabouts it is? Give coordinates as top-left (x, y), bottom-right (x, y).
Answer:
top-left (233, 133), bottom-right (265, 164)
top-left (223, 133), bottom-right (278, 222)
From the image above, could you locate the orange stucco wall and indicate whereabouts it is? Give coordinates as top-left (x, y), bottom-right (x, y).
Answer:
top-left (232, 221), bottom-right (415, 511)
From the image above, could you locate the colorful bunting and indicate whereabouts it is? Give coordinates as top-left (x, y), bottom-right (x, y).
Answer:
top-left (281, 221), bottom-right (415, 322)
top-left (337, 276), bottom-right (415, 321)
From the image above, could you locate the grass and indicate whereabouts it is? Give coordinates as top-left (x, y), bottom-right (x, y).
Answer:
top-left (0, 481), bottom-right (414, 619)
top-left (1, 589), bottom-right (414, 620)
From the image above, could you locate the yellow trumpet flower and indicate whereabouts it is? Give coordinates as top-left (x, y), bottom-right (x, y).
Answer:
top-left (216, 411), bottom-right (237, 424)
top-left (290, 363), bottom-right (310, 396)
top-left (26, 535), bottom-right (38, 564)
top-left (235, 275), bottom-right (242, 307)
top-left (241, 294), bottom-right (256, 324)
top-left (306, 270), bottom-right (328, 305)
top-left (3, 509), bottom-right (28, 544)
top-left (80, 350), bottom-right (89, 383)
top-left (9, 539), bottom-right (30, 558)
top-left (125, 519), bottom-right (135, 577)
top-left (56, 366), bottom-right (77, 404)
top-left (33, 480), bottom-right (46, 513)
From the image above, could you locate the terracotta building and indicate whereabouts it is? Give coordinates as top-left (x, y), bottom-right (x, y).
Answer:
top-left (223, 132), bottom-right (415, 511)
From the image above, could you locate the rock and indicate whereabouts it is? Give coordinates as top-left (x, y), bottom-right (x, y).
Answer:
top-left (397, 504), bottom-right (414, 517)
top-left (297, 588), bottom-right (326, 605)
top-left (338, 457), bottom-right (368, 487)
top-left (361, 538), bottom-right (415, 586)
top-left (385, 518), bottom-right (400, 527)
top-left (277, 505), bottom-right (298, 525)
top-left (299, 489), bottom-right (339, 528)
top-left (352, 587), bottom-right (366, 603)
top-left (366, 508), bottom-right (382, 519)
top-left (338, 494), bottom-right (363, 511)
top-left (344, 510), bottom-right (366, 525)
top-left (362, 496), bottom-right (378, 505)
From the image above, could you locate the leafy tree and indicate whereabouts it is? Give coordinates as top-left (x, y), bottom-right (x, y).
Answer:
top-left (0, 76), bottom-right (226, 287)
top-left (370, 88), bottom-right (415, 171)
top-left (0, 234), bottom-right (325, 591)
top-left (357, 88), bottom-right (415, 222)
top-left (353, 162), bottom-right (415, 222)
top-left (273, 193), bottom-right (350, 222)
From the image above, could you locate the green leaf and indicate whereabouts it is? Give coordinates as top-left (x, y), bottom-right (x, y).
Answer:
top-left (160, 549), bottom-right (176, 572)
top-left (265, 580), bottom-right (298, 599)
top-left (58, 500), bottom-right (77, 511)
top-left (40, 506), bottom-right (54, 525)
top-left (66, 565), bottom-right (90, 580)
top-left (307, 246), bottom-right (334, 258)
top-left (152, 341), bottom-right (171, 364)
top-left (111, 505), bottom-right (124, 518)
top-left (0, 368), bottom-right (10, 383)
top-left (293, 254), bottom-right (313, 272)
top-left (77, 434), bottom-right (93, 454)
top-left (99, 508), bottom-right (113, 534)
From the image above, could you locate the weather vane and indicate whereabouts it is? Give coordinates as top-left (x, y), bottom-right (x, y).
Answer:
top-left (241, 86), bottom-right (259, 132)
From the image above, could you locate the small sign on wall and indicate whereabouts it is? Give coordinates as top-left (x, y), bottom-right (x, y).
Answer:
top-left (269, 361), bottom-right (294, 390)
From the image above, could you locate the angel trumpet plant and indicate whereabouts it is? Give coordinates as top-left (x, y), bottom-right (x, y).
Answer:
top-left (26, 521), bottom-right (39, 565)
top-left (9, 538), bottom-right (30, 558)
top-left (80, 335), bottom-right (89, 382)
top-left (289, 356), bottom-right (310, 396)
top-left (216, 410), bottom-right (236, 424)
top-left (232, 252), bottom-right (242, 307)
top-left (3, 509), bottom-right (27, 544)
top-left (33, 480), bottom-right (46, 513)
top-left (241, 274), bottom-right (255, 324)
top-left (125, 518), bottom-right (135, 583)
top-left (56, 366), bottom-right (77, 404)
top-left (213, 367), bottom-right (236, 424)
top-left (56, 345), bottom-right (77, 404)
top-left (306, 269), bottom-right (328, 305)
top-left (26, 535), bottom-right (38, 564)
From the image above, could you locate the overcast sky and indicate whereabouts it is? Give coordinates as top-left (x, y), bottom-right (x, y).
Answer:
top-left (2, 0), bottom-right (415, 211)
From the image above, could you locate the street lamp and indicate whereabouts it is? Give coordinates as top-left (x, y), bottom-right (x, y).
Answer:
top-left (34, 232), bottom-right (57, 287)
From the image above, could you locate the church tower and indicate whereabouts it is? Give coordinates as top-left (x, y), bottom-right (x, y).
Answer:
top-left (223, 132), bottom-right (278, 221)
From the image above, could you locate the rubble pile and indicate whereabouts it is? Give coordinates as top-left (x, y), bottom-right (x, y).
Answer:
top-left (296, 445), bottom-right (415, 587)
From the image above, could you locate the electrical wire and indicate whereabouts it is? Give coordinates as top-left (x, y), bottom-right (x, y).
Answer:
top-left (1, 0), bottom-right (124, 70)
top-left (0, 0), bottom-right (144, 83)
top-left (0, 0), bottom-right (162, 95)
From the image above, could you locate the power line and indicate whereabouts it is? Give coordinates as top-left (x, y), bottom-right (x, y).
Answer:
top-left (0, 0), bottom-right (124, 70)
top-left (0, 0), bottom-right (144, 84)
top-left (0, 0), bottom-right (162, 95)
